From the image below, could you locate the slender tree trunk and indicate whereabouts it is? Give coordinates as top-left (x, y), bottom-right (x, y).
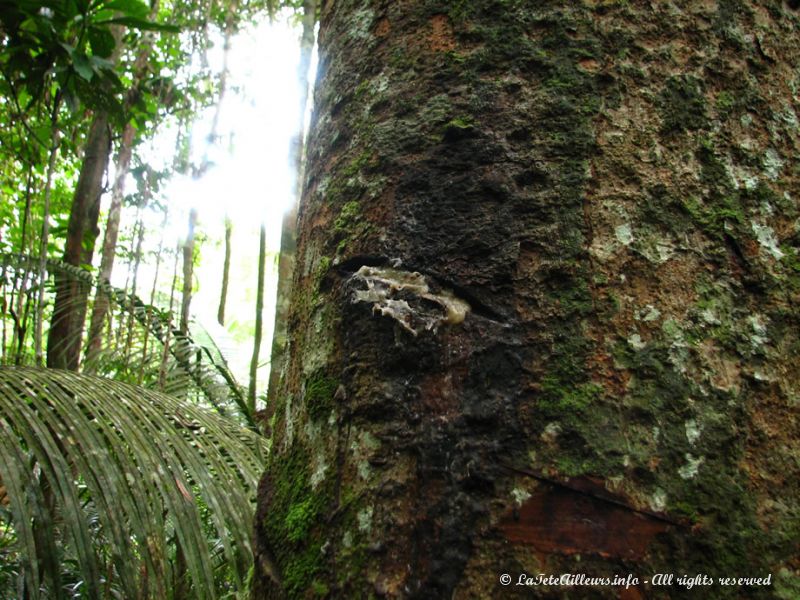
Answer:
top-left (159, 245), bottom-right (181, 391)
top-left (46, 113), bottom-right (111, 370)
top-left (115, 246), bottom-right (135, 350)
top-left (45, 25), bottom-right (130, 371)
top-left (34, 100), bottom-right (61, 366)
top-left (248, 224), bottom-right (267, 414)
top-left (266, 0), bottom-right (317, 409)
top-left (1, 268), bottom-right (7, 363)
top-left (179, 208), bottom-right (197, 336)
top-left (208, 23), bottom-right (235, 328)
top-left (139, 205), bottom-right (169, 384)
top-left (84, 122), bottom-right (137, 368)
top-left (122, 190), bottom-right (149, 369)
top-left (253, 2), bottom-right (800, 598)
top-left (16, 287), bottom-right (34, 364)
top-left (13, 171), bottom-right (35, 357)
top-left (20, 170), bottom-right (34, 257)
top-left (217, 216), bottom-right (232, 326)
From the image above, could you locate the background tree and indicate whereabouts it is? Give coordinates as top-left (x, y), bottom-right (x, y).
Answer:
top-left (84, 0), bottom-right (170, 367)
top-left (266, 0), bottom-right (318, 409)
top-left (253, 1), bottom-right (800, 598)
top-left (249, 222), bottom-right (267, 413)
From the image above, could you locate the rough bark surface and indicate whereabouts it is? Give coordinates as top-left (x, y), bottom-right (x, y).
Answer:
top-left (254, 1), bottom-right (800, 599)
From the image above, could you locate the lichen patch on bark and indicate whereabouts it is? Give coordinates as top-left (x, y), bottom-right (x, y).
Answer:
top-left (350, 265), bottom-right (470, 335)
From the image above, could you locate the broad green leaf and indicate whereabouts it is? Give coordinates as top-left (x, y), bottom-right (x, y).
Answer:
top-left (87, 25), bottom-right (116, 58)
top-left (71, 0), bottom-right (87, 17)
top-left (70, 51), bottom-right (94, 81)
top-left (88, 53), bottom-right (115, 72)
top-left (33, 125), bottom-right (52, 145)
top-left (100, 0), bottom-right (149, 19)
top-left (94, 16), bottom-right (180, 32)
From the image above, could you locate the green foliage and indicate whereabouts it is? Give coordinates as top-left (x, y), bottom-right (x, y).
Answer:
top-left (0, 0), bottom-right (174, 116)
top-left (0, 366), bottom-right (267, 599)
top-left (0, 253), bottom-right (252, 424)
top-left (0, 0), bottom-right (306, 595)
top-left (0, 0), bottom-right (277, 279)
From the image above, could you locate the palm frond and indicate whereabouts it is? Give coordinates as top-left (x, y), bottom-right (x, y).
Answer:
top-left (0, 366), bottom-right (267, 599)
top-left (0, 253), bottom-right (251, 424)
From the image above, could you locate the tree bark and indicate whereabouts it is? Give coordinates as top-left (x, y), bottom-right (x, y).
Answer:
top-left (159, 244), bottom-right (181, 391)
top-left (139, 204), bottom-right (169, 385)
top-left (266, 0), bottom-right (318, 412)
top-left (254, 1), bottom-right (800, 598)
top-left (46, 113), bottom-right (110, 370)
top-left (122, 185), bottom-right (149, 369)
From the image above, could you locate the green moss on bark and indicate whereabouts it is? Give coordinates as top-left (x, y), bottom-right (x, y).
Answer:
top-left (660, 75), bottom-right (708, 134)
top-left (261, 443), bottom-right (331, 598)
top-left (305, 373), bottom-right (338, 421)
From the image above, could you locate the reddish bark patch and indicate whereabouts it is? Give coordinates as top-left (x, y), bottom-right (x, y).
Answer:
top-left (428, 14), bottom-right (456, 52)
top-left (499, 478), bottom-right (670, 559)
top-left (374, 17), bottom-right (390, 37)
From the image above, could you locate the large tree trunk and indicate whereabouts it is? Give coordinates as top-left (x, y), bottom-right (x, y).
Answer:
top-left (47, 113), bottom-right (111, 370)
top-left (254, 1), bottom-right (800, 598)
